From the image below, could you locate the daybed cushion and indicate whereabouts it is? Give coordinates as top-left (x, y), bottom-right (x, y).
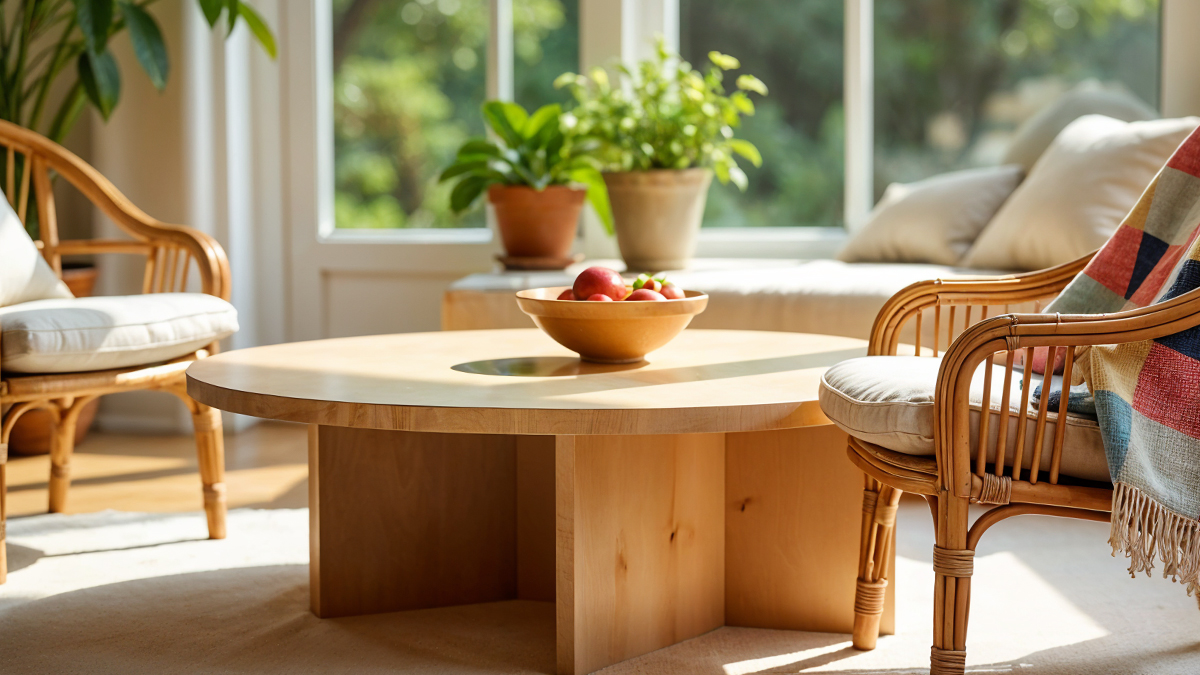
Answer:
top-left (444, 260), bottom-right (1018, 345)
top-left (838, 165), bottom-right (1024, 266)
top-left (962, 114), bottom-right (1200, 271)
top-left (0, 198), bottom-right (71, 307)
top-left (0, 293), bottom-right (238, 374)
top-left (1001, 86), bottom-right (1159, 173)
top-left (818, 355), bottom-right (1109, 482)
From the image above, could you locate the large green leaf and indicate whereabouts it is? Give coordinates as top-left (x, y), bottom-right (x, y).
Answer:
top-left (121, 2), bottom-right (168, 90)
top-left (198, 0), bottom-right (224, 27)
top-left (481, 101), bottom-right (524, 148)
top-left (569, 167), bottom-right (613, 235)
top-left (73, 0), bottom-right (114, 54)
top-left (78, 50), bottom-right (120, 120)
top-left (449, 175), bottom-right (489, 213)
top-left (238, 2), bottom-right (277, 59)
top-left (523, 104), bottom-right (561, 140)
top-left (456, 138), bottom-right (502, 159)
top-left (438, 159), bottom-right (490, 183)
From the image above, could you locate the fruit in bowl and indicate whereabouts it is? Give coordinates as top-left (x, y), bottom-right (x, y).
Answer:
top-left (516, 266), bottom-right (708, 363)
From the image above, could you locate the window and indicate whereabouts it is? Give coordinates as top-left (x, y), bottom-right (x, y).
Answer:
top-left (322, 0), bottom-right (1163, 236)
top-left (874, 0), bottom-right (1161, 196)
top-left (680, 1), bottom-right (845, 228)
top-left (331, 0), bottom-right (577, 230)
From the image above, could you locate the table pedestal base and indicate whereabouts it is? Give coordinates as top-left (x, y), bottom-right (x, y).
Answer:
top-left (307, 424), bottom-right (893, 674)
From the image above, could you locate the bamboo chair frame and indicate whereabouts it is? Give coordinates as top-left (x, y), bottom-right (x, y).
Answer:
top-left (0, 120), bottom-right (232, 584)
top-left (847, 250), bottom-right (1200, 674)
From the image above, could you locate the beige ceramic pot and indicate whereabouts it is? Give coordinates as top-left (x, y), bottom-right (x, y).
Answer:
top-left (603, 168), bottom-right (713, 271)
top-left (489, 184), bottom-right (585, 260)
top-left (516, 286), bottom-right (708, 364)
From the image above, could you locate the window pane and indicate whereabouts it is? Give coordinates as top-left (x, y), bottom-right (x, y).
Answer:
top-left (331, 0), bottom-right (576, 230)
top-left (332, 0), bottom-right (489, 229)
top-left (681, 1), bottom-right (845, 228)
top-left (515, 0), bottom-right (579, 111)
top-left (875, 0), bottom-right (1161, 197)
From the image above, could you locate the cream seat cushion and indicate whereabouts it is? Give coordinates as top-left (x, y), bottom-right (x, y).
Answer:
top-left (0, 198), bottom-right (72, 307)
top-left (818, 355), bottom-right (1109, 482)
top-left (962, 115), bottom-right (1200, 271)
top-left (0, 293), bottom-right (238, 374)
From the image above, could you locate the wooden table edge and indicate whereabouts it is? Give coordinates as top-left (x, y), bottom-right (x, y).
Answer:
top-left (186, 373), bottom-right (833, 435)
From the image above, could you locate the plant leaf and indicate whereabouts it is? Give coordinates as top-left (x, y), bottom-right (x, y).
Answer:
top-left (449, 175), bottom-right (488, 213)
top-left (523, 104), bottom-right (561, 139)
top-left (736, 74), bottom-right (768, 96)
top-left (238, 2), bottom-right (277, 59)
top-left (226, 0), bottom-right (240, 35)
top-left (438, 160), bottom-right (490, 183)
top-left (198, 0), bottom-right (224, 26)
top-left (78, 50), bottom-right (120, 120)
top-left (728, 139), bottom-right (762, 167)
top-left (456, 138), bottom-right (501, 158)
top-left (73, 0), bottom-right (114, 54)
top-left (569, 167), bottom-right (613, 235)
top-left (121, 1), bottom-right (168, 90)
top-left (481, 101), bottom-right (523, 147)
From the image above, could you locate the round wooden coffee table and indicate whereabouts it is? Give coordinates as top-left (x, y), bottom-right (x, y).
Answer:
top-left (186, 329), bottom-right (891, 675)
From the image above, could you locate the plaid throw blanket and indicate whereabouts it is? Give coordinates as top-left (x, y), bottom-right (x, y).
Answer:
top-left (1045, 125), bottom-right (1200, 594)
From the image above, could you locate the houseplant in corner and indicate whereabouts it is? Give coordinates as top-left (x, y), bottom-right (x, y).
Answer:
top-left (439, 101), bottom-right (613, 270)
top-left (556, 39), bottom-right (768, 271)
top-left (0, 0), bottom-right (274, 455)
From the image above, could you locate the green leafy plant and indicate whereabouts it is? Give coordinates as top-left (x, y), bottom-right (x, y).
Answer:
top-left (1, 0), bottom-right (276, 145)
top-left (438, 100), bottom-right (614, 233)
top-left (555, 37), bottom-right (767, 190)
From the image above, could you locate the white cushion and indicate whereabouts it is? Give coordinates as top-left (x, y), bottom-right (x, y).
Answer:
top-left (1001, 86), bottom-right (1159, 173)
top-left (962, 115), bottom-right (1200, 271)
top-left (0, 198), bottom-right (71, 307)
top-left (818, 355), bottom-right (1109, 482)
top-left (0, 293), bottom-right (238, 374)
top-left (838, 165), bottom-right (1024, 266)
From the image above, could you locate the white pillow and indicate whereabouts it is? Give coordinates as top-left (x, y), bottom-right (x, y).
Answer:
top-left (838, 165), bottom-right (1023, 265)
top-left (0, 198), bottom-right (72, 307)
top-left (962, 115), bottom-right (1200, 271)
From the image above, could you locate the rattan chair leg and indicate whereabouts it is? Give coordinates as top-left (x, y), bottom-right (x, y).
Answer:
top-left (191, 403), bottom-right (227, 539)
top-left (930, 494), bottom-right (973, 675)
top-left (47, 403), bottom-right (76, 513)
top-left (852, 473), bottom-right (902, 650)
top-left (0, 455), bottom-right (7, 584)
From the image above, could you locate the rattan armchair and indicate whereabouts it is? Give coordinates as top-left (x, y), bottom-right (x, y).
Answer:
top-left (0, 120), bottom-right (231, 583)
top-left (846, 251), bottom-right (1200, 674)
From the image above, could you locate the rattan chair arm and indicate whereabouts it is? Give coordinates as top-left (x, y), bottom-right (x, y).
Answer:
top-left (867, 253), bottom-right (1094, 355)
top-left (931, 283), bottom-right (1200, 497)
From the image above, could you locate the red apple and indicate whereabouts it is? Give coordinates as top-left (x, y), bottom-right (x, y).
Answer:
top-left (625, 288), bottom-right (666, 301)
top-left (586, 293), bottom-right (614, 302)
top-left (556, 288), bottom-right (576, 300)
top-left (660, 283), bottom-right (685, 300)
top-left (573, 266), bottom-right (626, 302)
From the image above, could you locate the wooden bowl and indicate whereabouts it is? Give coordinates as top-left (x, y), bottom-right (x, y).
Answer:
top-left (515, 287), bottom-right (709, 363)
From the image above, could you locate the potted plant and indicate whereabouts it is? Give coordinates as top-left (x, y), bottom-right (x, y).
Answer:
top-left (439, 101), bottom-right (612, 269)
top-left (555, 39), bottom-right (768, 271)
top-left (1, 0), bottom-right (274, 455)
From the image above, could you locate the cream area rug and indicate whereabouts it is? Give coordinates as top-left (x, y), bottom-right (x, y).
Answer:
top-left (1, 503), bottom-right (1199, 674)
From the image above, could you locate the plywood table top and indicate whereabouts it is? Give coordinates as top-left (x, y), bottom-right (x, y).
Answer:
top-left (186, 329), bottom-right (866, 436)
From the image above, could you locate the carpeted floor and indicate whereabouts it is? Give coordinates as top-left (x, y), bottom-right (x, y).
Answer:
top-left (1, 502), bottom-right (1198, 674)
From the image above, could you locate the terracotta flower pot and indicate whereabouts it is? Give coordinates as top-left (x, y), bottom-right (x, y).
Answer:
top-left (489, 185), bottom-right (586, 262)
top-left (603, 168), bottom-right (713, 272)
top-left (9, 264), bottom-right (101, 456)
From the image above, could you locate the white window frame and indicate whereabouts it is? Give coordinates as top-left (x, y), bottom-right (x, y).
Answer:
top-left (304, 0), bottom-right (869, 256)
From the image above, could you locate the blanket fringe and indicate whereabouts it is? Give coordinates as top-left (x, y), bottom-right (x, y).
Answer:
top-left (1110, 482), bottom-right (1200, 597)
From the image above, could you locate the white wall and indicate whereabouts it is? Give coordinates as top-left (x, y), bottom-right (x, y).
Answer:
top-left (1161, 0), bottom-right (1200, 118)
